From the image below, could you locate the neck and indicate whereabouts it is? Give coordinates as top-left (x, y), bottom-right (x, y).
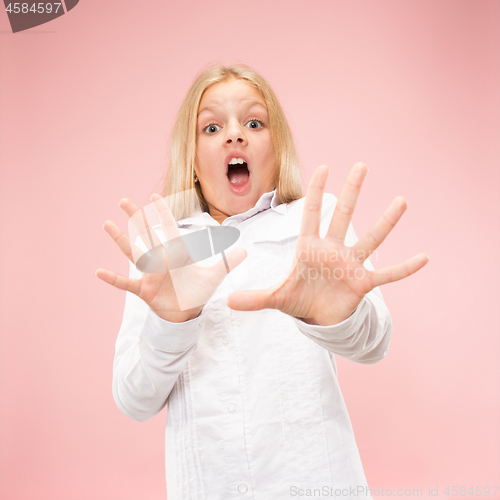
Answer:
top-left (208, 206), bottom-right (229, 225)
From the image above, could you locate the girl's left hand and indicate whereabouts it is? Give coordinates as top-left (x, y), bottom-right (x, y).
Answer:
top-left (227, 163), bottom-right (429, 326)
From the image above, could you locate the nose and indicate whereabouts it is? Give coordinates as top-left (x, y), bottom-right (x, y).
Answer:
top-left (225, 119), bottom-right (246, 145)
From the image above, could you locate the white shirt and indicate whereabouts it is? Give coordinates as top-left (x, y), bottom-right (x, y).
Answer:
top-left (113, 189), bottom-right (392, 500)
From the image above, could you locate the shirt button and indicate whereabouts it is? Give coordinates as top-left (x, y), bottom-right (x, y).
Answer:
top-left (237, 482), bottom-right (248, 493)
top-left (227, 401), bottom-right (237, 412)
top-left (200, 320), bottom-right (204, 327)
top-left (220, 334), bottom-right (229, 344)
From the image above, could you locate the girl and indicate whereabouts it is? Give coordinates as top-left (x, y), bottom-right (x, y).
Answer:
top-left (96, 65), bottom-right (428, 499)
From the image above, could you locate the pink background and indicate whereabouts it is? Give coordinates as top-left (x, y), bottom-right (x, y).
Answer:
top-left (1, 1), bottom-right (498, 498)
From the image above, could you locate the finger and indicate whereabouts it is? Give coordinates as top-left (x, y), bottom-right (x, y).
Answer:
top-left (119, 198), bottom-right (162, 252)
top-left (371, 253), bottom-right (429, 287)
top-left (201, 248), bottom-right (248, 294)
top-left (150, 194), bottom-right (183, 243)
top-left (150, 194), bottom-right (196, 270)
top-left (95, 268), bottom-right (141, 295)
top-left (211, 247), bottom-right (247, 276)
top-left (103, 219), bottom-right (144, 264)
top-left (352, 196), bottom-right (407, 261)
top-left (300, 165), bottom-right (329, 238)
top-left (326, 162), bottom-right (368, 243)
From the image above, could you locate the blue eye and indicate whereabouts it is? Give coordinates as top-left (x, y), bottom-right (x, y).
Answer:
top-left (246, 119), bottom-right (263, 129)
top-left (203, 123), bottom-right (221, 134)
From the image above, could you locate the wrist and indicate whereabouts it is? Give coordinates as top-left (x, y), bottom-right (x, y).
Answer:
top-left (154, 307), bottom-right (203, 324)
top-left (297, 307), bottom-right (357, 327)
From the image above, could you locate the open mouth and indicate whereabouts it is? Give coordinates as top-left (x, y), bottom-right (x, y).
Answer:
top-left (227, 158), bottom-right (250, 191)
top-left (227, 163), bottom-right (249, 185)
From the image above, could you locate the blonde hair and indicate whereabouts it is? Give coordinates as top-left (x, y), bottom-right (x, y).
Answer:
top-left (162, 64), bottom-right (303, 220)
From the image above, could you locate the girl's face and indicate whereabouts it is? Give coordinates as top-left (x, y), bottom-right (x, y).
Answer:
top-left (195, 78), bottom-right (277, 224)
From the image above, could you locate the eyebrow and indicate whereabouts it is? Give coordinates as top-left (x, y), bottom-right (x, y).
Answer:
top-left (198, 100), bottom-right (267, 116)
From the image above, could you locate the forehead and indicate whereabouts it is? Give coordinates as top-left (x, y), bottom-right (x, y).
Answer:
top-left (198, 79), bottom-right (267, 115)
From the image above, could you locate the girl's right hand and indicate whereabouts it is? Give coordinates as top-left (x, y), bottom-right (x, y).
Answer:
top-left (95, 194), bottom-right (247, 323)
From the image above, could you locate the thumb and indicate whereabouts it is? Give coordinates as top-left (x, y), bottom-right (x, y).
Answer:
top-left (227, 288), bottom-right (276, 312)
top-left (224, 247), bottom-right (247, 273)
top-left (211, 247), bottom-right (247, 277)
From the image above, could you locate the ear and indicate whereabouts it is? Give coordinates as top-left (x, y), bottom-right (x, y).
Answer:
top-left (192, 162), bottom-right (199, 183)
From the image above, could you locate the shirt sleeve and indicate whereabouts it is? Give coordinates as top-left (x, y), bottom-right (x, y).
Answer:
top-left (112, 260), bottom-right (205, 422)
top-left (291, 288), bottom-right (392, 364)
top-left (291, 194), bottom-right (392, 364)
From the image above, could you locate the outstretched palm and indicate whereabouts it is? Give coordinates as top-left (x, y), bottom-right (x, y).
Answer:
top-left (96, 194), bottom-right (246, 323)
top-left (227, 163), bottom-right (428, 325)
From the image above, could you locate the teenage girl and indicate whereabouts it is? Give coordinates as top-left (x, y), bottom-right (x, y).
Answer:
top-left (96, 65), bottom-right (428, 499)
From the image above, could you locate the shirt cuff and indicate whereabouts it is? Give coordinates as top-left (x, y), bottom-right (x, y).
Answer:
top-left (291, 297), bottom-right (370, 342)
top-left (140, 308), bottom-right (206, 353)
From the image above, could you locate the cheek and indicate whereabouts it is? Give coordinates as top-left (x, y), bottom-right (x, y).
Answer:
top-left (265, 135), bottom-right (275, 158)
top-left (196, 141), bottom-right (219, 169)
top-left (195, 145), bottom-right (210, 172)
top-left (265, 140), bottom-right (276, 167)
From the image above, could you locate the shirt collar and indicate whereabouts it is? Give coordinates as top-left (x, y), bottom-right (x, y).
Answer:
top-left (177, 189), bottom-right (287, 226)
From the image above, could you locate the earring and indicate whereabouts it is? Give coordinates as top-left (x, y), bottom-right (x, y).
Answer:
top-left (194, 175), bottom-right (199, 183)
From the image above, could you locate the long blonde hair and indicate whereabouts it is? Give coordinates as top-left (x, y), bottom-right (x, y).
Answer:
top-left (162, 64), bottom-right (303, 220)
